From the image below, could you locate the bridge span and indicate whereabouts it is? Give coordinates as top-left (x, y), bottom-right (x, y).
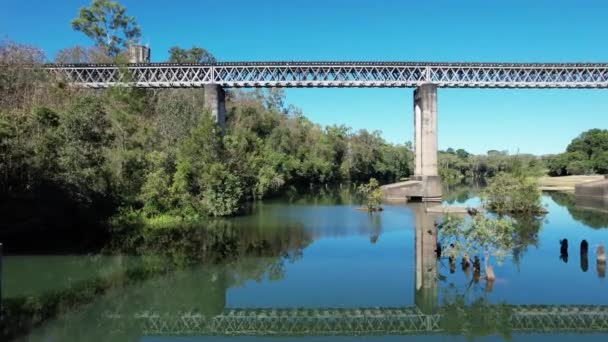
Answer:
top-left (46, 62), bottom-right (608, 89)
top-left (46, 60), bottom-right (608, 201)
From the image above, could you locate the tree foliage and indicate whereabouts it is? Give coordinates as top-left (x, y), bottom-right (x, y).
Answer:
top-left (438, 214), bottom-right (516, 263)
top-left (438, 148), bottom-right (544, 185)
top-left (481, 173), bottom-right (543, 214)
top-left (168, 46), bottom-right (216, 63)
top-left (357, 178), bottom-right (383, 211)
top-left (547, 129), bottom-right (608, 176)
top-left (71, 0), bottom-right (141, 56)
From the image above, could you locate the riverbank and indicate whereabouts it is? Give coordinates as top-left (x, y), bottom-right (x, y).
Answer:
top-left (538, 175), bottom-right (605, 192)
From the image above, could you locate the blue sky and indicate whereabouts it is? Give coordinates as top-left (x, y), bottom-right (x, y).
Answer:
top-left (1, 0), bottom-right (607, 155)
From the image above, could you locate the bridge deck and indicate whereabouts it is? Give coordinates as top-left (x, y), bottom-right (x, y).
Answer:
top-left (45, 62), bottom-right (608, 88)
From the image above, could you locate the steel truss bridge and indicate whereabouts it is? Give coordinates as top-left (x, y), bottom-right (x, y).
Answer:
top-left (46, 62), bottom-right (608, 88)
top-left (112, 305), bottom-right (608, 336)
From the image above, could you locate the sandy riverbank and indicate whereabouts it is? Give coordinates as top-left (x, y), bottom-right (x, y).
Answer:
top-left (538, 175), bottom-right (605, 192)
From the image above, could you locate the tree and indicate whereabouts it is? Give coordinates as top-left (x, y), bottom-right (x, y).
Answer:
top-left (71, 0), bottom-right (141, 57)
top-left (455, 148), bottom-right (470, 159)
top-left (594, 151), bottom-right (608, 174)
top-left (481, 173), bottom-right (543, 214)
top-left (546, 151), bottom-right (587, 176)
top-left (357, 178), bottom-right (383, 212)
top-left (566, 160), bottom-right (590, 175)
top-left (58, 96), bottom-right (114, 202)
top-left (0, 40), bottom-right (46, 111)
top-left (54, 46), bottom-right (90, 64)
top-left (566, 129), bottom-right (608, 159)
top-left (438, 214), bottom-right (516, 263)
top-left (168, 46), bottom-right (216, 63)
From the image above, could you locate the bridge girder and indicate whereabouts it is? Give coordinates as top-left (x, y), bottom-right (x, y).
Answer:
top-left (45, 62), bottom-right (608, 88)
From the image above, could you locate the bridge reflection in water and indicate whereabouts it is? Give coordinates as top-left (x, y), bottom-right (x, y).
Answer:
top-left (129, 305), bottom-right (608, 336)
top-left (107, 205), bottom-right (608, 337)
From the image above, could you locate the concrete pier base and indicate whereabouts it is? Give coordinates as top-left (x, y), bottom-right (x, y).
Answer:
top-left (204, 84), bottom-right (226, 133)
top-left (380, 176), bottom-right (442, 202)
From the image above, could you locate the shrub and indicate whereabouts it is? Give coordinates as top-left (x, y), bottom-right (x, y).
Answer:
top-left (357, 178), bottom-right (383, 211)
top-left (481, 173), bottom-right (543, 214)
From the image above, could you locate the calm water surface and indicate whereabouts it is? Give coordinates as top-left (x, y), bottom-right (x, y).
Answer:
top-left (2, 188), bottom-right (608, 341)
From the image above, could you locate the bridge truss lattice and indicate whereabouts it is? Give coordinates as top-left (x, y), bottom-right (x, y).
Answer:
top-left (46, 62), bottom-right (608, 88)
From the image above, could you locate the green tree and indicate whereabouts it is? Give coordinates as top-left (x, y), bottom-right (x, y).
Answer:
top-left (201, 163), bottom-right (243, 216)
top-left (566, 160), bottom-right (591, 175)
top-left (166, 112), bottom-right (246, 217)
top-left (57, 96), bottom-right (114, 202)
top-left (138, 151), bottom-right (173, 216)
top-left (168, 46), bottom-right (216, 63)
top-left (566, 129), bottom-right (608, 159)
top-left (438, 214), bottom-right (516, 263)
top-left (593, 151), bottom-right (608, 174)
top-left (546, 151), bottom-right (587, 176)
top-left (71, 0), bottom-right (141, 57)
top-left (481, 173), bottom-right (543, 214)
top-left (455, 148), bottom-right (470, 159)
top-left (357, 178), bottom-right (383, 211)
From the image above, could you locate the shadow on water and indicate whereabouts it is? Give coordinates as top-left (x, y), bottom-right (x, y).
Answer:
top-left (0, 219), bottom-right (313, 341)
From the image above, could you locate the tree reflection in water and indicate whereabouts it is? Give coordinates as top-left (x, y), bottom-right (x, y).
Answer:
top-left (368, 212), bottom-right (382, 244)
top-left (0, 219), bottom-right (313, 341)
top-left (439, 287), bottom-right (514, 340)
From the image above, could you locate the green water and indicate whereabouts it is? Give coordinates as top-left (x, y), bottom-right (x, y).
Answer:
top-left (2, 188), bottom-right (608, 341)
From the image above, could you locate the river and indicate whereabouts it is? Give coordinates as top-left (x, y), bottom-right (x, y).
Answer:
top-left (2, 187), bottom-right (608, 341)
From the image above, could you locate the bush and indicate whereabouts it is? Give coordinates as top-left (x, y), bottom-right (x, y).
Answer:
top-left (481, 173), bottom-right (543, 214)
top-left (357, 178), bottom-right (383, 211)
top-left (438, 214), bottom-right (516, 262)
top-left (202, 163), bottom-right (243, 217)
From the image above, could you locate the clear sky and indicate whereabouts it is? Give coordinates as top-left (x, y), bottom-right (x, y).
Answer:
top-left (1, 0), bottom-right (607, 155)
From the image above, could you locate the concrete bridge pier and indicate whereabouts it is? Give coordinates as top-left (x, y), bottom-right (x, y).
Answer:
top-left (412, 84), bottom-right (442, 201)
top-left (380, 84), bottom-right (442, 202)
top-left (204, 84), bottom-right (226, 133)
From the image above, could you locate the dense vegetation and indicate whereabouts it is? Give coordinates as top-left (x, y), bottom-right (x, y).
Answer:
top-left (438, 148), bottom-right (544, 185)
top-left (545, 129), bottom-right (608, 176)
top-left (0, 37), bottom-right (413, 229)
top-left (481, 173), bottom-right (544, 214)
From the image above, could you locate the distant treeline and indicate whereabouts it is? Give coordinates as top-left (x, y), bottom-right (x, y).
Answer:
top-left (438, 149), bottom-right (544, 185)
top-left (438, 128), bottom-right (608, 185)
